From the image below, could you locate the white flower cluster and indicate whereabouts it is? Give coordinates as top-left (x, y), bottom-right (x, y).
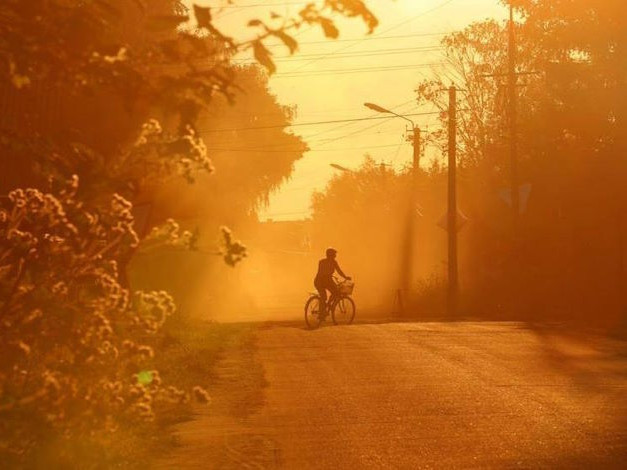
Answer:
top-left (0, 177), bottom-right (204, 459)
top-left (130, 119), bottom-right (214, 185)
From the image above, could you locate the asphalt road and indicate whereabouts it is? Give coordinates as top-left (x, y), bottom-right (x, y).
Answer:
top-left (250, 321), bottom-right (627, 469)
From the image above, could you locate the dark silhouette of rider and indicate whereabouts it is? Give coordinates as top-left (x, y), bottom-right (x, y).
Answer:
top-left (314, 248), bottom-right (351, 313)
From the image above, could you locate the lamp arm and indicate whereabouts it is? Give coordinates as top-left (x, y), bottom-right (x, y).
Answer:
top-left (388, 110), bottom-right (415, 128)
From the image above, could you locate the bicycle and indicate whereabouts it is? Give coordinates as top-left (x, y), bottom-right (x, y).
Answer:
top-left (304, 277), bottom-right (356, 329)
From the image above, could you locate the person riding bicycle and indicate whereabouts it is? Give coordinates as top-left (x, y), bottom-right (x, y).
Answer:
top-left (314, 247), bottom-right (351, 315)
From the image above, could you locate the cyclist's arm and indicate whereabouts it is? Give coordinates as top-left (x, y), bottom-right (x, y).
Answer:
top-left (334, 260), bottom-right (349, 279)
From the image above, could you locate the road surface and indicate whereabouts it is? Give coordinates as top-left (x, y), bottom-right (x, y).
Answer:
top-left (164, 322), bottom-right (627, 469)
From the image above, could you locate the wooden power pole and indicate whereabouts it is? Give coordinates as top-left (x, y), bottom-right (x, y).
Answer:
top-left (413, 126), bottom-right (421, 170)
top-left (448, 86), bottom-right (458, 315)
top-left (508, 4), bottom-right (520, 222)
top-left (398, 125), bottom-right (421, 312)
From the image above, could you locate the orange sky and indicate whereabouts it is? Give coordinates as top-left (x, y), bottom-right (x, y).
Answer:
top-left (194, 0), bottom-right (508, 221)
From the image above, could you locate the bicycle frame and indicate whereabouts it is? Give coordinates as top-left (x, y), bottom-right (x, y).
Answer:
top-left (305, 278), bottom-right (356, 328)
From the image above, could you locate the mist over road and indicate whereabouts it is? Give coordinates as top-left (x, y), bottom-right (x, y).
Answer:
top-left (252, 322), bottom-right (627, 468)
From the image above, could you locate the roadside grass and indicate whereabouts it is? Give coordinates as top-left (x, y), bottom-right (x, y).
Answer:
top-left (43, 319), bottom-right (258, 469)
top-left (157, 318), bottom-right (257, 392)
top-left (152, 318), bottom-right (272, 469)
top-left (15, 318), bottom-right (264, 469)
top-left (153, 317), bottom-right (260, 428)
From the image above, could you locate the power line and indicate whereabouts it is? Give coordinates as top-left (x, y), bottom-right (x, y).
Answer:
top-left (312, 108), bottom-right (420, 148)
top-left (236, 109), bottom-right (413, 150)
top-left (205, 108), bottom-right (443, 153)
top-left (207, 114), bottom-right (431, 152)
top-left (296, 99), bottom-right (417, 142)
top-left (198, 110), bottom-right (444, 133)
top-left (285, 0), bottom-right (457, 73)
top-left (262, 31), bottom-right (452, 48)
top-left (273, 62), bottom-right (447, 78)
top-left (214, 0), bottom-right (310, 19)
top-left (207, 143), bottom-right (402, 153)
top-left (197, 101), bottom-right (418, 153)
top-left (305, 121), bottom-right (412, 145)
top-left (233, 46), bottom-right (444, 63)
top-left (390, 138), bottom-right (406, 166)
top-left (215, 1), bottom-right (310, 9)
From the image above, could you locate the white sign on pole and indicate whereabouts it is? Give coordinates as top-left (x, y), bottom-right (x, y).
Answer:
top-left (499, 183), bottom-right (532, 214)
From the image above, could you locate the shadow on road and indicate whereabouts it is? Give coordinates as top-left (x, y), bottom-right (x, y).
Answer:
top-left (526, 322), bottom-right (627, 387)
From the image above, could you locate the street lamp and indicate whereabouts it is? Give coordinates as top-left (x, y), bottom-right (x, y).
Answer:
top-left (363, 102), bottom-right (420, 168)
top-left (364, 102), bottom-right (416, 128)
top-left (364, 101), bottom-right (422, 314)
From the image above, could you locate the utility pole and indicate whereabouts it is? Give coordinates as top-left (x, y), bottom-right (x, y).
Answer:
top-left (482, 5), bottom-right (540, 221)
top-left (448, 86), bottom-right (458, 316)
top-left (412, 126), bottom-right (421, 170)
top-left (508, 3), bottom-right (520, 222)
top-left (398, 125), bottom-right (421, 311)
top-left (362, 102), bottom-right (422, 315)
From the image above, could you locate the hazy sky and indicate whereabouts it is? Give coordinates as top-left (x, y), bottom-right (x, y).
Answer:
top-left (202, 0), bottom-right (507, 221)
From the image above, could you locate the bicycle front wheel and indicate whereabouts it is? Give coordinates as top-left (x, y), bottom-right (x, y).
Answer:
top-left (332, 296), bottom-right (356, 325)
top-left (304, 296), bottom-right (323, 329)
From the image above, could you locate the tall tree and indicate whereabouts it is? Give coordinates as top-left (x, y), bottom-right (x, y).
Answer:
top-left (0, 0), bottom-right (384, 464)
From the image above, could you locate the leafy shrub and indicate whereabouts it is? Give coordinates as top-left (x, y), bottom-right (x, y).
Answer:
top-left (0, 177), bottom-right (209, 465)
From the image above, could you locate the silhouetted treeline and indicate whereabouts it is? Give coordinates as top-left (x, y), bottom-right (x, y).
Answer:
top-left (313, 1), bottom-right (627, 327)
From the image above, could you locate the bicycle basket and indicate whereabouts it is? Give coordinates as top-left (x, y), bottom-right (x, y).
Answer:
top-left (338, 280), bottom-right (354, 295)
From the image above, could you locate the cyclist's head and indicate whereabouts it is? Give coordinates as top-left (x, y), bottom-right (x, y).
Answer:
top-left (326, 247), bottom-right (337, 259)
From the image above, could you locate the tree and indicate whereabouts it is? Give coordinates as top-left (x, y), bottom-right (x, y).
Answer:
top-left (140, 65), bottom-right (308, 229)
top-left (310, 157), bottom-right (446, 310)
top-left (0, 0), bottom-right (379, 199)
top-left (511, 0), bottom-right (627, 154)
top-left (410, 7), bottom-right (627, 323)
top-left (415, 19), bottom-right (547, 171)
top-left (0, 0), bottom-right (384, 464)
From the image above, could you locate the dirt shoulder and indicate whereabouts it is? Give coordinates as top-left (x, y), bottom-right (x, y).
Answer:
top-left (153, 321), bottom-right (276, 469)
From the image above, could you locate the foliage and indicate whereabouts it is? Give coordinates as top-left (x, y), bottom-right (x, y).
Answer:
top-left (243, 0), bottom-right (378, 73)
top-left (0, 0), bottom-right (378, 198)
top-left (311, 157), bottom-right (422, 309)
top-left (0, 0), bottom-right (384, 464)
top-left (101, 118), bottom-right (214, 201)
top-left (0, 0), bottom-right (231, 196)
top-left (511, 0), bottom-right (627, 152)
top-left (220, 227), bottom-right (247, 267)
top-left (140, 66), bottom-right (308, 231)
top-left (0, 177), bottom-right (210, 465)
top-left (311, 5), bottom-right (627, 323)
top-left (415, 19), bottom-right (545, 172)
top-left (411, 8), bottom-right (627, 322)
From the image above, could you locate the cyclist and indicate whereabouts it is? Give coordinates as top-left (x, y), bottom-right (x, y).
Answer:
top-left (314, 247), bottom-right (351, 315)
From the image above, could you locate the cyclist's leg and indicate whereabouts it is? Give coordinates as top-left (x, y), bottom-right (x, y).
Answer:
top-left (326, 280), bottom-right (340, 310)
top-left (314, 279), bottom-right (328, 312)
top-left (329, 280), bottom-right (340, 299)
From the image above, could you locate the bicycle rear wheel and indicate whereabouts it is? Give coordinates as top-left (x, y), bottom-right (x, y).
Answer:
top-left (304, 296), bottom-right (323, 329)
top-left (332, 296), bottom-right (356, 325)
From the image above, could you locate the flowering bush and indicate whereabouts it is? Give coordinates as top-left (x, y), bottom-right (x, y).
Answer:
top-left (110, 119), bottom-right (214, 190)
top-left (0, 177), bottom-right (209, 464)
